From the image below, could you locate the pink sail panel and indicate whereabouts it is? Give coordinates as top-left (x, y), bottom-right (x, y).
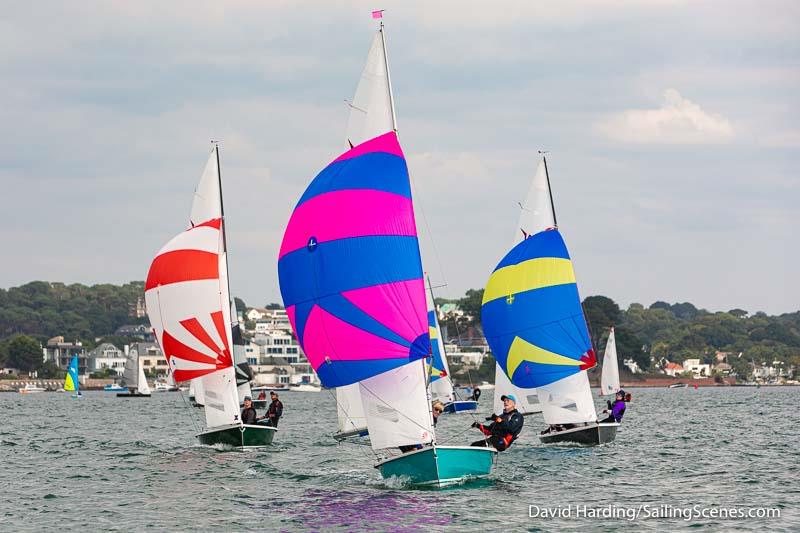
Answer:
top-left (332, 131), bottom-right (403, 163)
top-left (341, 278), bottom-right (427, 344)
top-left (279, 189), bottom-right (416, 259)
top-left (301, 305), bottom-right (415, 366)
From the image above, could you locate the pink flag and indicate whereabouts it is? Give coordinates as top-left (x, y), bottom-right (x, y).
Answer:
top-left (372, 10), bottom-right (384, 19)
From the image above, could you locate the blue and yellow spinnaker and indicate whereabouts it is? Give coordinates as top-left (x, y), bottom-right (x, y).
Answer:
top-left (480, 229), bottom-right (596, 389)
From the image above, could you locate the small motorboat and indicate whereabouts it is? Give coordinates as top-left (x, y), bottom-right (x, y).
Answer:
top-left (104, 383), bottom-right (128, 392)
top-left (669, 383), bottom-right (689, 389)
top-left (19, 383), bottom-right (46, 394)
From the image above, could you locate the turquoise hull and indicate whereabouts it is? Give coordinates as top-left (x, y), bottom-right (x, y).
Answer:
top-left (376, 446), bottom-right (496, 487)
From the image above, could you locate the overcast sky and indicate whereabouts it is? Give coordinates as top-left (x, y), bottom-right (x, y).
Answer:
top-left (1, 1), bottom-right (797, 315)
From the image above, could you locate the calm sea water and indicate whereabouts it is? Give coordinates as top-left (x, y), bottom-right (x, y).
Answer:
top-left (2, 387), bottom-right (798, 532)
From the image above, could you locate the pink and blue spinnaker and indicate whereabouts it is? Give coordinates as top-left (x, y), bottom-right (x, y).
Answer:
top-left (278, 132), bottom-right (430, 387)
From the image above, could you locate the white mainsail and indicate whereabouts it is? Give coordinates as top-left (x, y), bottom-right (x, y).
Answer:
top-left (137, 362), bottom-right (151, 395)
top-left (345, 30), bottom-right (395, 148)
top-left (336, 383), bottom-right (368, 437)
top-left (600, 327), bottom-right (621, 396)
top-left (359, 360), bottom-right (434, 451)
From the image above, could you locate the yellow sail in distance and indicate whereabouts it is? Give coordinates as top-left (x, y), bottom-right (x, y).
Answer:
top-left (482, 257), bottom-right (575, 305)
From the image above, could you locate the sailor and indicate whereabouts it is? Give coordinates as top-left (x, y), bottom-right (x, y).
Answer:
top-left (260, 391), bottom-right (284, 427)
top-left (257, 390), bottom-right (267, 401)
top-left (240, 396), bottom-right (258, 425)
top-left (432, 401), bottom-right (444, 427)
top-left (469, 394), bottom-right (523, 451)
top-left (601, 390), bottom-right (627, 423)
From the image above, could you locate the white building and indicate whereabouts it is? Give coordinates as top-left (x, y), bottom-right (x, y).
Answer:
top-left (251, 330), bottom-right (301, 365)
top-left (623, 358), bottom-right (641, 374)
top-left (246, 307), bottom-right (269, 321)
top-left (445, 344), bottom-right (487, 368)
top-left (684, 358), bottom-right (711, 378)
top-left (130, 342), bottom-right (168, 376)
top-left (88, 343), bottom-right (127, 376)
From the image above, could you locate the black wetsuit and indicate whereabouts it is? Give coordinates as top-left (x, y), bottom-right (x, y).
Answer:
top-left (266, 399), bottom-right (283, 427)
top-left (471, 408), bottom-right (524, 451)
top-left (240, 406), bottom-right (257, 425)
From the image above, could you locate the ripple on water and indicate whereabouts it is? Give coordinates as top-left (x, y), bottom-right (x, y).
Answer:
top-left (2, 388), bottom-right (799, 531)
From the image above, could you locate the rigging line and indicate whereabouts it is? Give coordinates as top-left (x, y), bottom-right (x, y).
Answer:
top-left (324, 387), bottom-right (377, 461)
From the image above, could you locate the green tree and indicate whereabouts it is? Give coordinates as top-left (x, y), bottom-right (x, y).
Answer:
top-left (458, 289), bottom-right (485, 326)
top-left (583, 296), bottom-right (621, 348)
top-left (234, 297), bottom-right (247, 314)
top-left (7, 334), bottom-right (42, 372)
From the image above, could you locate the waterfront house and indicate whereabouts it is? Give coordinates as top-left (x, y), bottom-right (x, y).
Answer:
top-left (623, 358), bottom-right (641, 374)
top-left (684, 358), bottom-right (711, 378)
top-left (663, 362), bottom-right (684, 377)
top-left (88, 342), bottom-right (127, 376)
top-left (129, 342), bottom-right (168, 377)
top-left (44, 336), bottom-right (87, 374)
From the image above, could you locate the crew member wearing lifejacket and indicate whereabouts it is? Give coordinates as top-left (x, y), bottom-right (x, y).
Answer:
top-left (601, 390), bottom-right (628, 423)
top-left (469, 394), bottom-right (523, 451)
top-left (260, 391), bottom-right (284, 427)
top-left (240, 396), bottom-right (258, 425)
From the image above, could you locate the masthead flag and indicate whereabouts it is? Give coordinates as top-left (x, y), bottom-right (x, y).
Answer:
top-left (372, 9), bottom-right (384, 19)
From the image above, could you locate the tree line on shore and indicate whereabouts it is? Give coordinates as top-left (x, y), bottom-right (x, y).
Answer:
top-left (1, 281), bottom-right (798, 380)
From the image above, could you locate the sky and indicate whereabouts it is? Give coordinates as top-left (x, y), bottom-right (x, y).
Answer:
top-left (1, 1), bottom-right (798, 315)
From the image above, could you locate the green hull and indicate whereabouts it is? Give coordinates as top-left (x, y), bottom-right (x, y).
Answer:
top-left (376, 446), bottom-right (496, 487)
top-left (197, 423), bottom-right (276, 448)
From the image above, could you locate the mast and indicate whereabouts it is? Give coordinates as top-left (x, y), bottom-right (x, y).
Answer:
top-left (214, 143), bottom-right (234, 312)
top-left (540, 152), bottom-right (558, 228)
top-left (379, 22), bottom-right (398, 133)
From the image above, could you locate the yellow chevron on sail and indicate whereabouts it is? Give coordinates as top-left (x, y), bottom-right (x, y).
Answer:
top-left (506, 336), bottom-right (582, 377)
top-left (429, 325), bottom-right (438, 340)
top-left (482, 257), bottom-right (575, 305)
top-left (64, 374), bottom-right (76, 392)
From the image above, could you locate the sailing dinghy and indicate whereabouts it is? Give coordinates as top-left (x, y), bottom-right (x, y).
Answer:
top-left (278, 20), bottom-right (495, 486)
top-left (145, 145), bottom-right (276, 448)
top-left (425, 277), bottom-right (477, 414)
top-left (481, 155), bottom-right (618, 446)
top-left (600, 327), bottom-right (621, 397)
top-left (117, 352), bottom-right (152, 397)
top-left (64, 355), bottom-right (82, 398)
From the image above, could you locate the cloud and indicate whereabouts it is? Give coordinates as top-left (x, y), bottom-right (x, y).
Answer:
top-left (595, 89), bottom-right (735, 144)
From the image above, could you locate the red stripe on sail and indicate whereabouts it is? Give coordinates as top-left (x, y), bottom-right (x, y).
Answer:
top-left (162, 330), bottom-right (218, 366)
top-left (180, 317), bottom-right (227, 361)
top-left (579, 348), bottom-right (597, 371)
top-left (145, 249), bottom-right (219, 290)
top-left (173, 368), bottom-right (215, 382)
top-left (210, 310), bottom-right (233, 368)
top-left (193, 218), bottom-right (222, 230)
